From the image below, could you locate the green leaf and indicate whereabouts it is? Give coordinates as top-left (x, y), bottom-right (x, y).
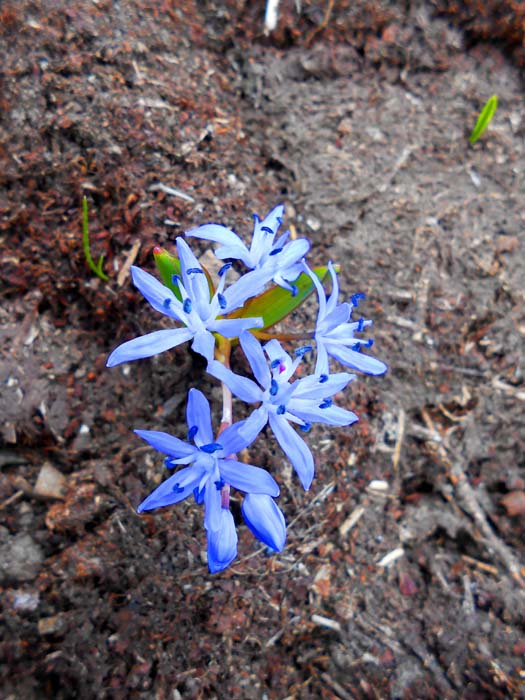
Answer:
top-left (153, 247), bottom-right (183, 300)
top-left (228, 266), bottom-right (332, 329)
top-left (469, 95), bottom-right (498, 145)
top-left (153, 247), bottom-right (214, 301)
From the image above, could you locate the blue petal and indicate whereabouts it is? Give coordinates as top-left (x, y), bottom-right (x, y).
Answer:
top-left (268, 414), bottom-right (314, 490)
top-left (186, 389), bottom-right (214, 446)
top-left (292, 372), bottom-right (355, 400)
top-left (220, 459), bottom-right (279, 497)
top-left (325, 262), bottom-right (340, 316)
top-left (223, 267), bottom-right (273, 310)
top-left (191, 330), bottom-right (216, 362)
top-left (286, 400), bottom-right (359, 427)
top-left (242, 493), bottom-right (286, 552)
top-left (207, 361), bottom-right (262, 403)
top-left (107, 328), bottom-right (193, 366)
top-left (137, 467), bottom-right (202, 512)
top-left (277, 238), bottom-right (310, 267)
top-left (209, 316), bottom-right (264, 338)
top-left (251, 204), bottom-right (284, 262)
top-left (134, 429), bottom-right (198, 460)
top-left (130, 266), bottom-right (182, 321)
top-left (240, 331), bottom-right (270, 389)
top-left (218, 407), bottom-right (268, 455)
top-left (314, 342), bottom-right (330, 378)
top-left (325, 342), bottom-right (388, 375)
top-left (214, 244), bottom-right (252, 264)
top-left (206, 508), bottom-right (238, 573)
top-left (186, 223), bottom-right (243, 249)
top-left (176, 238), bottom-right (210, 312)
top-left (204, 466), bottom-right (222, 532)
top-left (320, 303), bottom-right (350, 333)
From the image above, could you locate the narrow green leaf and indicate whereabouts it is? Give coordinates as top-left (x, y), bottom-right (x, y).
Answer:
top-left (228, 266), bottom-right (332, 329)
top-left (153, 247), bottom-right (214, 301)
top-left (82, 196), bottom-right (108, 282)
top-left (469, 95), bottom-right (498, 145)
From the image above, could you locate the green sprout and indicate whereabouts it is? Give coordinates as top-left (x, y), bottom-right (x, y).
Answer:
top-left (82, 196), bottom-right (109, 281)
top-left (469, 95), bottom-right (498, 145)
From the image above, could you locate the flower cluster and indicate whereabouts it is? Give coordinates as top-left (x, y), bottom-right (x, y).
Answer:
top-left (107, 205), bottom-right (386, 573)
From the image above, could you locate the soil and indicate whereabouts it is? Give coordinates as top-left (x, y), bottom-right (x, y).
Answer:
top-left (1, 1), bottom-right (525, 699)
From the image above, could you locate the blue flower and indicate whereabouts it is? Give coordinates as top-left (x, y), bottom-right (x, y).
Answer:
top-left (207, 332), bottom-right (357, 490)
top-left (107, 238), bottom-right (263, 367)
top-left (305, 262), bottom-right (388, 377)
top-left (135, 388), bottom-right (281, 573)
top-left (185, 204), bottom-right (310, 307)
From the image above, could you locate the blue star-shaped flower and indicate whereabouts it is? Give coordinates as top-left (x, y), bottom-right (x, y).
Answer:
top-left (107, 238), bottom-right (263, 367)
top-left (208, 332), bottom-right (357, 491)
top-left (306, 262), bottom-right (388, 377)
top-left (185, 204), bottom-right (310, 307)
top-left (135, 388), bottom-right (284, 573)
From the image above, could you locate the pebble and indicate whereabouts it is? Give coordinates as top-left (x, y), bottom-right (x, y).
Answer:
top-left (0, 530), bottom-right (44, 583)
top-left (34, 462), bottom-right (66, 499)
top-left (11, 590), bottom-right (40, 612)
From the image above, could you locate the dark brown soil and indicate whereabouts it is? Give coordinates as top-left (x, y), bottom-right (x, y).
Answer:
top-left (1, 1), bottom-right (525, 698)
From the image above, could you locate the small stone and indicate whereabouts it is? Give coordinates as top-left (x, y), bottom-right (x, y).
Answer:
top-left (0, 533), bottom-right (44, 583)
top-left (12, 589), bottom-right (40, 612)
top-left (38, 614), bottom-right (66, 636)
top-left (34, 462), bottom-right (66, 499)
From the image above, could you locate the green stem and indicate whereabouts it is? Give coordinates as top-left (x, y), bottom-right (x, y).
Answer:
top-left (82, 196), bottom-right (109, 281)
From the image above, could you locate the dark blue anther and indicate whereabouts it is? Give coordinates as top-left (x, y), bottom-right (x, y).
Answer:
top-left (164, 457), bottom-right (176, 469)
top-left (365, 338), bottom-right (374, 348)
top-left (295, 345), bottom-right (313, 358)
top-left (171, 274), bottom-right (181, 286)
top-left (183, 298), bottom-right (192, 314)
top-left (261, 226), bottom-right (274, 234)
top-left (300, 421), bottom-right (312, 433)
top-left (200, 442), bottom-right (223, 454)
top-left (172, 483), bottom-right (185, 494)
top-left (352, 343), bottom-right (361, 352)
top-left (163, 298), bottom-right (172, 309)
top-left (218, 293), bottom-right (227, 310)
top-left (357, 318), bottom-right (365, 332)
top-left (194, 486), bottom-right (205, 504)
top-left (276, 405), bottom-right (286, 415)
top-left (319, 374), bottom-right (329, 383)
top-left (186, 267), bottom-right (204, 275)
top-left (269, 247), bottom-right (283, 256)
top-left (218, 262), bottom-right (232, 277)
top-left (291, 285), bottom-right (298, 298)
top-left (351, 292), bottom-right (366, 307)
top-left (214, 479), bottom-right (225, 491)
top-left (319, 398), bottom-right (333, 409)
top-left (270, 359), bottom-right (281, 370)
top-left (187, 425), bottom-right (198, 441)
top-left (270, 379), bottom-right (279, 396)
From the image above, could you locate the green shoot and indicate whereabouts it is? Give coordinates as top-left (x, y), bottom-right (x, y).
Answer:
top-left (469, 95), bottom-right (498, 145)
top-left (82, 196), bottom-right (109, 281)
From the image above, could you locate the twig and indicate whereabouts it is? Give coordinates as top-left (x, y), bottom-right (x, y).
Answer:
top-left (148, 182), bottom-right (195, 202)
top-left (0, 490), bottom-right (24, 510)
top-left (421, 409), bottom-right (525, 588)
top-left (305, 0), bottom-right (335, 47)
top-left (117, 240), bottom-right (141, 287)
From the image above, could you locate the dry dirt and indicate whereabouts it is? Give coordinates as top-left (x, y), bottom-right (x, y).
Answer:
top-left (1, 1), bottom-right (525, 698)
